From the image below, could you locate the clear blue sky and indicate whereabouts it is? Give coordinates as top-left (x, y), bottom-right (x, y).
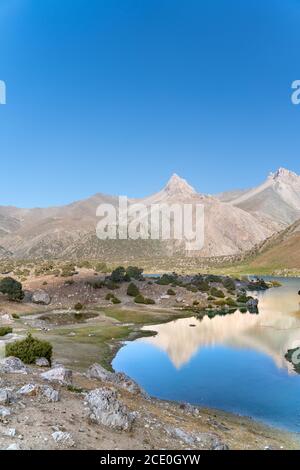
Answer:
top-left (1, 0), bottom-right (300, 207)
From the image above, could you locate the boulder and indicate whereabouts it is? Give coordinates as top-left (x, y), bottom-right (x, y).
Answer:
top-left (0, 357), bottom-right (27, 374)
top-left (32, 290), bottom-right (51, 305)
top-left (86, 388), bottom-right (135, 431)
top-left (246, 298), bottom-right (259, 314)
top-left (166, 426), bottom-right (229, 450)
top-left (17, 384), bottom-right (38, 397)
top-left (87, 363), bottom-right (148, 397)
top-left (41, 366), bottom-right (72, 385)
top-left (0, 406), bottom-right (11, 418)
top-left (40, 385), bottom-right (60, 402)
top-left (52, 431), bottom-right (75, 448)
top-left (35, 357), bottom-right (50, 368)
top-left (17, 383), bottom-right (60, 402)
top-left (0, 389), bottom-right (14, 405)
top-left (87, 363), bottom-right (114, 382)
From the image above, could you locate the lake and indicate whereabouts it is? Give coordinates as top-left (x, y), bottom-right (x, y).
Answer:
top-left (113, 277), bottom-right (300, 432)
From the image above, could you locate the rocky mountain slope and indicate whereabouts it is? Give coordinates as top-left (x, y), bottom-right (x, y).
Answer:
top-left (0, 174), bottom-right (282, 260)
top-left (220, 168), bottom-right (300, 225)
top-left (247, 219), bottom-right (300, 271)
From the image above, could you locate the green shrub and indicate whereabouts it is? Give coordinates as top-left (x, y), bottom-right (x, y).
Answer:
top-left (105, 280), bottom-right (120, 290)
top-left (134, 294), bottom-right (155, 305)
top-left (126, 266), bottom-right (144, 280)
top-left (167, 289), bottom-right (176, 296)
top-left (197, 281), bottom-right (210, 292)
top-left (225, 297), bottom-right (237, 307)
top-left (127, 282), bottom-right (140, 297)
top-left (6, 333), bottom-right (52, 364)
top-left (222, 277), bottom-right (236, 291)
top-left (0, 277), bottom-right (24, 301)
top-left (134, 294), bottom-right (146, 304)
top-left (105, 293), bottom-right (121, 304)
top-left (210, 287), bottom-right (225, 298)
top-left (110, 266), bottom-right (130, 283)
top-left (205, 275), bottom-right (223, 283)
top-left (239, 307), bottom-right (248, 313)
top-left (214, 299), bottom-right (227, 306)
top-left (0, 326), bottom-right (12, 337)
top-left (156, 273), bottom-right (178, 286)
top-left (185, 284), bottom-right (198, 293)
top-left (105, 293), bottom-right (115, 301)
top-left (74, 302), bottom-right (83, 311)
top-left (12, 313), bottom-right (20, 320)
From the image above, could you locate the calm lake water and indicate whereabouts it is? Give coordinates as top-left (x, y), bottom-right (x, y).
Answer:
top-left (113, 278), bottom-right (300, 432)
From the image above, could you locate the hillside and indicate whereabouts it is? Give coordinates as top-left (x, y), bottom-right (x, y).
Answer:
top-left (247, 220), bottom-right (300, 271)
top-left (0, 174), bottom-right (280, 260)
top-left (222, 168), bottom-right (300, 225)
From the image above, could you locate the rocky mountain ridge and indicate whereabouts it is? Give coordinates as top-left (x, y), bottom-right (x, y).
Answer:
top-left (0, 169), bottom-right (298, 260)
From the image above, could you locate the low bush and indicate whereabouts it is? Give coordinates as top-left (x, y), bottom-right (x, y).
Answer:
top-left (214, 299), bottom-right (227, 306)
top-left (0, 277), bottom-right (24, 301)
top-left (134, 294), bottom-right (155, 305)
top-left (185, 284), bottom-right (198, 293)
top-left (197, 281), bottom-right (210, 292)
top-left (126, 266), bottom-right (144, 281)
top-left (6, 333), bottom-right (52, 365)
top-left (156, 273), bottom-right (178, 286)
top-left (225, 297), bottom-right (237, 307)
top-left (74, 302), bottom-right (84, 311)
top-left (205, 275), bottom-right (223, 283)
top-left (210, 287), bottom-right (225, 298)
top-left (222, 277), bottom-right (236, 291)
top-left (127, 282), bottom-right (140, 297)
top-left (0, 326), bottom-right (12, 337)
top-left (105, 293), bottom-right (121, 304)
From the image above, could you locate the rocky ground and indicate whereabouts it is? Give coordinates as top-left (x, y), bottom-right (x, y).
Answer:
top-left (0, 358), bottom-right (299, 451)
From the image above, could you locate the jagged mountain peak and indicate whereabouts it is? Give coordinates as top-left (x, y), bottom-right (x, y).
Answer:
top-left (164, 173), bottom-right (197, 196)
top-left (269, 167), bottom-right (299, 182)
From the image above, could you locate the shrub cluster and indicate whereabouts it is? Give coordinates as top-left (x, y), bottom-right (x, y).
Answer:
top-left (6, 333), bottom-right (53, 364)
top-left (0, 326), bottom-right (13, 337)
top-left (0, 277), bottom-right (24, 301)
top-left (134, 294), bottom-right (155, 305)
top-left (210, 287), bottom-right (225, 298)
top-left (127, 282), bottom-right (140, 297)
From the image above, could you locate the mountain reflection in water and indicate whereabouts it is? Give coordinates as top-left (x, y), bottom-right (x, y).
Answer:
top-left (141, 288), bottom-right (300, 370)
top-left (113, 278), bottom-right (300, 431)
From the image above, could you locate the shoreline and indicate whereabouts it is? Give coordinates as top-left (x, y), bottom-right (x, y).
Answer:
top-left (1, 271), bottom-right (300, 449)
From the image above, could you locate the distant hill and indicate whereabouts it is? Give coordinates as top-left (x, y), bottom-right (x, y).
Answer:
top-left (247, 219), bottom-right (300, 271)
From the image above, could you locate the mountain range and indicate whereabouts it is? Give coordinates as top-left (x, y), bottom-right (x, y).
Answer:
top-left (0, 168), bottom-right (299, 263)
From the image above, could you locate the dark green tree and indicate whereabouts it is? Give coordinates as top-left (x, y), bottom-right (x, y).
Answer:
top-left (0, 277), bottom-right (24, 301)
